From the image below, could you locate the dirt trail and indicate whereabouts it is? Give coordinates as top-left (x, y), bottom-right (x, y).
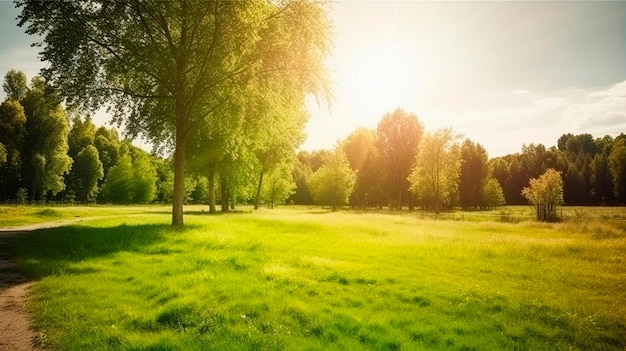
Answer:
top-left (0, 219), bottom-right (88, 351)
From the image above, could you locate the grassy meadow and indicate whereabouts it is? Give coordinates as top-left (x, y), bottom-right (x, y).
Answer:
top-left (3, 206), bottom-right (626, 350)
top-left (0, 204), bottom-right (171, 227)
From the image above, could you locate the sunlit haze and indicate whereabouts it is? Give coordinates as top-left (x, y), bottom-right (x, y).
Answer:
top-left (1, 1), bottom-right (625, 157)
top-left (303, 1), bottom-right (626, 157)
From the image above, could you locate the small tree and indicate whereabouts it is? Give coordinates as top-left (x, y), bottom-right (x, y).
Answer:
top-left (262, 163), bottom-right (296, 209)
top-left (308, 148), bottom-right (356, 211)
top-left (521, 168), bottom-right (564, 221)
top-left (482, 178), bottom-right (506, 209)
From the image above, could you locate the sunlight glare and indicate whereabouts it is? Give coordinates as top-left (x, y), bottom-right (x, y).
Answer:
top-left (344, 41), bottom-right (421, 112)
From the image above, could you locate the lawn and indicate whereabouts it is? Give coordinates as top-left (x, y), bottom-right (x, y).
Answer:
top-left (4, 207), bottom-right (626, 350)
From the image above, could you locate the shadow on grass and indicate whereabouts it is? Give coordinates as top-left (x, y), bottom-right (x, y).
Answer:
top-left (142, 209), bottom-right (249, 217)
top-left (4, 223), bottom-right (173, 281)
top-left (184, 209), bottom-right (249, 216)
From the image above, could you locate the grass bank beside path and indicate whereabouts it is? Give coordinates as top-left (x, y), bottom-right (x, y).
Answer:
top-left (0, 205), bottom-right (172, 228)
top-left (4, 206), bottom-right (626, 350)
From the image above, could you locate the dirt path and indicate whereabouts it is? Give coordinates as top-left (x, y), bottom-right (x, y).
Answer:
top-left (0, 219), bottom-right (88, 351)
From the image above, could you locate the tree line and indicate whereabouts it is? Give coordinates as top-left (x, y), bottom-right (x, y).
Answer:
top-left (289, 108), bottom-right (626, 210)
top-left (0, 69), bottom-right (302, 208)
top-left (1, 71), bottom-right (624, 211)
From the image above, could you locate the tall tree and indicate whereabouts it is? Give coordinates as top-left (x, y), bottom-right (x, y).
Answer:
top-left (20, 76), bottom-right (72, 201)
top-left (129, 145), bottom-right (157, 203)
top-left (67, 115), bottom-right (97, 158)
top-left (609, 138), bottom-right (626, 204)
top-left (0, 99), bottom-right (26, 200)
top-left (2, 69), bottom-right (28, 102)
top-left (288, 151), bottom-right (319, 205)
top-left (101, 151), bottom-right (134, 204)
top-left (93, 126), bottom-right (121, 181)
top-left (18, 0), bottom-right (331, 226)
top-left (459, 139), bottom-right (488, 210)
top-left (240, 75), bottom-right (308, 210)
top-left (376, 108), bottom-right (424, 210)
top-left (590, 135), bottom-right (615, 204)
top-left (71, 145), bottom-right (104, 202)
top-left (408, 128), bottom-right (461, 213)
top-left (342, 127), bottom-right (380, 208)
top-left (65, 115), bottom-right (102, 201)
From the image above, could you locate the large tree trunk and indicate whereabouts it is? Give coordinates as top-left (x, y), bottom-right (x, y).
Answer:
top-left (254, 171), bottom-right (264, 210)
top-left (172, 126), bottom-right (186, 227)
top-left (172, 144), bottom-right (185, 227)
top-left (208, 168), bottom-right (216, 214)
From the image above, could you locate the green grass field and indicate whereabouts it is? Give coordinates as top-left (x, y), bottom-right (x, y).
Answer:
top-left (3, 206), bottom-right (626, 350)
top-left (0, 204), bottom-right (171, 227)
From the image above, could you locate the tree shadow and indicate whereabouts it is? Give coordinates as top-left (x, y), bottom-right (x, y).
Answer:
top-left (3, 223), bottom-right (171, 282)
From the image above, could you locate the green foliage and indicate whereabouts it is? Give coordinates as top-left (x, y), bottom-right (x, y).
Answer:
top-left (101, 144), bottom-right (157, 204)
top-left (130, 146), bottom-right (157, 203)
top-left (101, 153), bottom-right (134, 204)
top-left (5, 208), bottom-right (626, 350)
top-left (261, 163), bottom-right (296, 209)
top-left (67, 115), bottom-right (96, 158)
top-left (482, 178), bottom-right (506, 209)
top-left (288, 151), bottom-right (317, 205)
top-left (0, 98), bottom-right (27, 199)
top-left (308, 148), bottom-right (356, 211)
top-left (609, 138), bottom-right (626, 203)
top-left (409, 128), bottom-right (461, 213)
top-left (459, 139), bottom-right (488, 209)
top-left (342, 127), bottom-right (381, 208)
top-left (376, 108), bottom-right (424, 209)
top-left (65, 116), bottom-right (103, 202)
top-left (521, 168), bottom-right (564, 206)
top-left (2, 69), bottom-right (28, 101)
top-left (20, 76), bottom-right (72, 200)
top-left (18, 0), bottom-right (332, 226)
top-left (93, 126), bottom-right (120, 178)
top-left (153, 158), bottom-right (175, 203)
top-left (189, 176), bottom-right (209, 204)
top-left (72, 145), bottom-right (104, 202)
top-left (522, 168), bottom-right (564, 221)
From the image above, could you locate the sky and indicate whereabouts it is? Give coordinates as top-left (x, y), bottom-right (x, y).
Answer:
top-left (1, 1), bottom-right (625, 158)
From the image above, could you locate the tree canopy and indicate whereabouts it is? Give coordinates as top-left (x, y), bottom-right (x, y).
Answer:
top-left (521, 168), bottom-right (564, 221)
top-left (408, 128), bottom-right (461, 213)
top-left (376, 108), bottom-right (424, 210)
top-left (308, 147), bottom-right (356, 211)
top-left (18, 0), bottom-right (331, 226)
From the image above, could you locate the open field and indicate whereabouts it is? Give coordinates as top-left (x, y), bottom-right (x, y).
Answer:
top-left (3, 206), bottom-right (626, 350)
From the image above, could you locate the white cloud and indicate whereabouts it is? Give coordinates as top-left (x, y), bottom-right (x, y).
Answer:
top-left (561, 80), bottom-right (626, 135)
top-left (304, 79), bottom-right (626, 158)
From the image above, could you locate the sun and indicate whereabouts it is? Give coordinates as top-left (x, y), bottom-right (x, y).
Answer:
top-left (342, 40), bottom-right (419, 111)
